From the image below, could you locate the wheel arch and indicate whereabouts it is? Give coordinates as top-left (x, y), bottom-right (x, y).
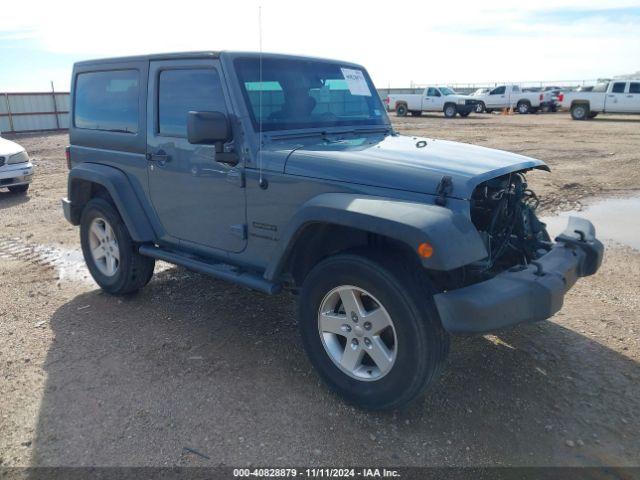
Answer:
top-left (68, 163), bottom-right (155, 242)
top-left (264, 193), bottom-right (488, 285)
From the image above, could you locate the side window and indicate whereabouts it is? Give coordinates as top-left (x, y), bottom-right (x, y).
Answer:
top-left (611, 82), bottom-right (626, 94)
top-left (490, 86), bottom-right (506, 95)
top-left (629, 82), bottom-right (640, 94)
top-left (74, 70), bottom-right (139, 133)
top-left (426, 87), bottom-right (438, 96)
top-left (158, 68), bottom-right (226, 138)
top-left (512, 86), bottom-right (521, 92)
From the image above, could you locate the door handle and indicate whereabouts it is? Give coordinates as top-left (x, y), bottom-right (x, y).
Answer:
top-left (146, 152), bottom-right (171, 164)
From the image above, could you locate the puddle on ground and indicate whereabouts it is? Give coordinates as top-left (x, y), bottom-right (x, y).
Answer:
top-left (0, 237), bottom-right (172, 285)
top-left (542, 195), bottom-right (640, 250)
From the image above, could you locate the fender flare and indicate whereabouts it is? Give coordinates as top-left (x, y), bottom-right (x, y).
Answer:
top-left (264, 193), bottom-right (488, 281)
top-left (67, 163), bottom-right (155, 242)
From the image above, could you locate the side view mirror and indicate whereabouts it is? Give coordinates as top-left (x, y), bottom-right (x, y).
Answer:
top-left (187, 111), bottom-right (230, 146)
top-left (187, 111), bottom-right (238, 165)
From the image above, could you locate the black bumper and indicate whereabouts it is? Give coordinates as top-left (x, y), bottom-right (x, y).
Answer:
top-left (62, 197), bottom-right (81, 225)
top-left (434, 217), bottom-right (604, 334)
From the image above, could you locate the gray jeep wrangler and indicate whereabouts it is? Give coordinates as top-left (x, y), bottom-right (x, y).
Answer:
top-left (62, 51), bottom-right (603, 410)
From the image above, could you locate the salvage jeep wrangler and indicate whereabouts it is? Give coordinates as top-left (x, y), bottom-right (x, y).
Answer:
top-left (62, 52), bottom-right (603, 410)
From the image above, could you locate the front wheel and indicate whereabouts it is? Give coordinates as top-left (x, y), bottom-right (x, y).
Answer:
top-left (443, 104), bottom-right (457, 118)
top-left (395, 104), bottom-right (408, 117)
top-left (298, 252), bottom-right (449, 410)
top-left (80, 197), bottom-right (155, 294)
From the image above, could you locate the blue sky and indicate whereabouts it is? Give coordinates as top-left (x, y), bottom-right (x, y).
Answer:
top-left (1, 0), bottom-right (639, 92)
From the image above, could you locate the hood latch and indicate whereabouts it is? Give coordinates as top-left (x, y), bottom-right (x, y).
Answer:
top-left (435, 176), bottom-right (453, 206)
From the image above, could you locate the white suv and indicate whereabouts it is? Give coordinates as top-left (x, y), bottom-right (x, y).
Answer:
top-left (0, 135), bottom-right (33, 194)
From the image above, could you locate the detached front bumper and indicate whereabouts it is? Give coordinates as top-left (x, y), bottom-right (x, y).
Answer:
top-left (0, 162), bottom-right (33, 187)
top-left (434, 217), bottom-right (604, 334)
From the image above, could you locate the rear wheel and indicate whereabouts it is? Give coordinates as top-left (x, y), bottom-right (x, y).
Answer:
top-left (298, 252), bottom-right (449, 410)
top-left (443, 104), bottom-right (457, 118)
top-left (80, 197), bottom-right (155, 294)
top-left (517, 100), bottom-right (531, 114)
top-left (8, 184), bottom-right (29, 194)
top-left (571, 103), bottom-right (589, 120)
top-left (475, 102), bottom-right (485, 113)
top-left (396, 104), bottom-right (408, 117)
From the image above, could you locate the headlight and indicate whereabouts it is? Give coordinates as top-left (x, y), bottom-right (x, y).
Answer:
top-left (7, 151), bottom-right (29, 165)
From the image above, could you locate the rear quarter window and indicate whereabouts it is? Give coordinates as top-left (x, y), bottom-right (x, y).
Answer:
top-left (74, 70), bottom-right (139, 133)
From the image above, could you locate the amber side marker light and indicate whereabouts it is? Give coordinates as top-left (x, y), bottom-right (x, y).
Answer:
top-left (418, 242), bottom-right (434, 258)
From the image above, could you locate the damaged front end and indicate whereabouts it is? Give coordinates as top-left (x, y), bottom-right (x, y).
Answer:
top-left (469, 171), bottom-right (551, 277)
top-left (433, 169), bottom-right (604, 335)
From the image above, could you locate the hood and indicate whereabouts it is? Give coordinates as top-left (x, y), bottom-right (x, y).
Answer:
top-left (284, 134), bottom-right (548, 199)
top-left (0, 137), bottom-right (26, 156)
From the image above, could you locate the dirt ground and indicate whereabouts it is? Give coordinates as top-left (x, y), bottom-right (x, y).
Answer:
top-left (0, 113), bottom-right (639, 468)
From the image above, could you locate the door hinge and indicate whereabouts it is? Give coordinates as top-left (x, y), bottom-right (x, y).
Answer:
top-left (226, 168), bottom-right (245, 188)
top-left (231, 224), bottom-right (247, 240)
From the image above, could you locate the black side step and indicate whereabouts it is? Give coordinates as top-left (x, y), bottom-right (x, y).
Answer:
top-left (138, 245), bottom-right (281, 295)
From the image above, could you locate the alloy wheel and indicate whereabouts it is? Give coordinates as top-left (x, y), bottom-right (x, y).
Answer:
top-left (317, 285), bottom-right (397, 381)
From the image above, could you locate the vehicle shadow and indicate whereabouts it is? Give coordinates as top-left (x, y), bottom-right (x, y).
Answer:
top-left (0, 189), bottom-right (30, 210)
top-left (29, 267), bottom-right (639, 468)
top-left (592, 117), bottom-right (640, 123)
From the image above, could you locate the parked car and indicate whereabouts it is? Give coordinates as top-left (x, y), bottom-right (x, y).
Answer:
top-left (386, 86), bottom-right (479, 118)
top-left (560, 80), bottom-right (640, 119)
top-left (0, 135), bottom-right (33, 194)
top-left (473, 85), bottom-right (555, 114)
top-left (63, 51), bottom-right (603, 410)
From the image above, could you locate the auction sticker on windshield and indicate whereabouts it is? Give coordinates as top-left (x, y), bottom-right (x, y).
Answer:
top-left (340, 68), bottom-right (371, 96)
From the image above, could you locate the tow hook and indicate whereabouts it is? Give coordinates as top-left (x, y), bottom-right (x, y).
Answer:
top-left (530, 261), bottom-right (545, 276)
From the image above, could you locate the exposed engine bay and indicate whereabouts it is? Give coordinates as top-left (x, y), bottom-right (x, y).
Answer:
top-left (470, 171), bottom-right (552, 277)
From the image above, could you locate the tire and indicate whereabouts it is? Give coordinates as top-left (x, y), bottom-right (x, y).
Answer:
top-left (475, 102), bottom-right (485, 113)
top-left (443, 104), bottom-right (457, 118)
top-left (8, 184), bottom-right (29, 194)
top-left (298, 251), bottom-right (449, 410)
top-left (80, 197), bottom-right (155, 294)
top-left (410, 111), bottom-right (422, 117)
top-left (396, 104), bottom-right (408, 117)
top-left (570, 103), bottom-right (589, 120)
top-left (459, 111), bottom-right (471, 117)
top-left (517, 101), bottom-right (531, 114)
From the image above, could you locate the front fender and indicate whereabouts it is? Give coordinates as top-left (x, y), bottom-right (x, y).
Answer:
top-left (264, 193), bottom-right (488, 280)
top-left (67, 163), bottom-right (155, 242)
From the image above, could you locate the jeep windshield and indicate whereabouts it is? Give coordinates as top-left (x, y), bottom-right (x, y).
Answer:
top-left (234, 57), bottom-right (390, 132)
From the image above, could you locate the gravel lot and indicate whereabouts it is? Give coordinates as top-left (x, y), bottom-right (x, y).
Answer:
top-left (1, 113), bottom-right (639, 468)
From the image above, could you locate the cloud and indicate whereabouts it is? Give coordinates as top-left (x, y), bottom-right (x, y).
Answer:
top-left (1, 0), bottom-right (639, 89)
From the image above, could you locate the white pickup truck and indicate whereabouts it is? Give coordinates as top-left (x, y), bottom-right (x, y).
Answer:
top-left (473, 85), bottom-right (555, 114)
top-left (385, 86), bottom-right (479, 118)
top-left (559, 80), bottom-right (640, 120)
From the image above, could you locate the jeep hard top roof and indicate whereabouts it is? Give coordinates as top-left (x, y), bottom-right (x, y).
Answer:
top-left (73, 51), bottom-right (362, 68)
